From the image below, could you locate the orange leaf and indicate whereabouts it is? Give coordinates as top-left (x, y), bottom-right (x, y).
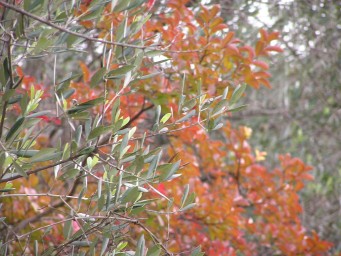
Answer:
top-left (223, 31), bottom-right (235, 46)
top-left (255, 41), bottom-right (265, 56)
top-left (259, 28), bottom-right (268, 42)
top-left (254, 71), bottom-right (271, 78)
top-left (239, 46), bottom-right (255, 60)
top-left (253, 60), bottom-right (269, 70)
top-left (257, 78), bottom-right (272, 88)
top-left (268, 31), bottom-right (280, 41)
top-left (79, 61), bottom-right (90, 83)
top-left (227, 44), bottom-right (240, 55)
top-left (265, 46), bottom-right (284, 53)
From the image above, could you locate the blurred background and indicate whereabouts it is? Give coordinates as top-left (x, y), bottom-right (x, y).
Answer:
top-left (198, 0), bottom-right (341, 251)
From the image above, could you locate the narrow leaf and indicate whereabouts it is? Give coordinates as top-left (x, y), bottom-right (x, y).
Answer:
top-left (6, 117), bottom-right (25, 141)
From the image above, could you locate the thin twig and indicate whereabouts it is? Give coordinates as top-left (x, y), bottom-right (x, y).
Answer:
top-left (0, 193), bottom-right (89, 200)
top-left (0, 152), bottom-right (84, 183)
top-left (0, 1), bottom-right (203, 54)
top-left (0, 33), bottom-right (12, 139)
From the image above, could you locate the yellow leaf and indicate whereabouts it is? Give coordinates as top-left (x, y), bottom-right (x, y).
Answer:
top-left (255, 149), bottom-right (267, 161)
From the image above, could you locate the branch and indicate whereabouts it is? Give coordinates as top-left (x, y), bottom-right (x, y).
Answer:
top-left (0, 34), bottom-right (12, 139)
top-left (0, 1), bottom-right (145, 49)
top-left (122, 103), bottom-right (154, 130)
top-left (0, 152), bottom-right (84, 183)
top-left (0, 1), bottom-right (203, 54)
top-left (114, 212), bottom-right (173, 256)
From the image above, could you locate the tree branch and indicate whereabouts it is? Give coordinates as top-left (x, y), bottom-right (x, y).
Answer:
top-left (0, 152), bottom-right (84, 183)
top-left (0, 1), bottom-right (203, 54)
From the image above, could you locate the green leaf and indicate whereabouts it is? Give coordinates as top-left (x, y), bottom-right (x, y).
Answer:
top-left (120, 186), bottom-right (141, 204)
top-left (181, 184), bottom-right (190, 208)
top-left (100, 237), bottom-right (109, 256)
top-left (10, 150), bottom-right (39, 158)
top-left (63, 220), bottom-right (72, 239)
top-left (160, 113), bottom-right (171, 124)
top-left (34, 240), bottom-right (39, 256)
top-left (30, 148), bottom-right (62, 163)
top-left (114, 0), bottom-right (147, 12)
top-left (2, 89), bottom-right (15, 102)
top-left (190, 246), bottom-right (205, 256)
top-left (78, 97), bottom-right (105, 106)
top-left (57, 72), bottom-right (82, 88)
top-left (145, 50), bottom-right (164, 57)
top-left (211, 99), bottom-right (228, 116)
top-left (97, 178), bottom-right (102, 199)
top-left (176, 110), bottom-right (196, 123)
top-left (147, 245), bottom-right (161, 256)
top-left (230, 84), bottom-right (246, 105)
top-left (5, 117), bottom-right (25, 142)
top-left (7, 95), bottom-right (22, 104)
top-left (228, 104), bottom-right (247, 113)
top-left (62, 88), bottom-right (76, 99)
top-left (182, 98), bottom-right (197, 112)
top-left (67, 97), bottom-right (104, 114)
top-left (135, 234), bottom-right (145, 256)
top-left (212, 123), bottom-right (224, 130)
top-left (222, 86), bottom-right (229, 99)
top-left (180, 203), bottom-right (196, 212)
top-left (33, 37), bottom-right (53, 54)
top-left (24, 0), bottom-right (44, 12)
top-left (12, 161), bottom-right (28, 178)
top-left (88, 125), bottom-right (113, 140)
top-left (106, 65), bottom-right (135, 79)
top-left (80, 5), bottom-right (104, 21)
top-left (90, 67), bottom-right (106, 88)
top-left (159, 161), bottom-right (180, 182)
top-left (26, 110), bottom-right (51, 118)
top-left (0, 183), bottom-right (15, 193)
top-left (136, 72), bottom-right (162, 81)
top-left (70, 241), bottom-right (91, 247)
top-left (119, 132), bottom-right (130, 159)
top-left (116, 241), bottom-right (128, 252)
top-left (130, 13), bottom-right (152, 36)
top-left (58, 168), bottom-right (80, 180)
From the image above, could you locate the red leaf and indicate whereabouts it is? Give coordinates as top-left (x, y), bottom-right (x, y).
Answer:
top-left (253, 60), bottom-right (269, 70)
top-left (265, 46), bottom-right (284, 53)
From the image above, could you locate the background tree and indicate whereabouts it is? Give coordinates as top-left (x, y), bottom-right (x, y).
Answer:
top-left (210, 0), bottom-right (341, 250)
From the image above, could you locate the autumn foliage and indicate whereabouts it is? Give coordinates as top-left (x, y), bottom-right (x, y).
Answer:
top-left (0, 0), bottom-right (334, 255)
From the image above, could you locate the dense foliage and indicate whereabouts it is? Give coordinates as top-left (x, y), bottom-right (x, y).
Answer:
top-left (0, 0), bottom-right (335, 255)
top-left (212, 0), bottom-right (341, 249)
